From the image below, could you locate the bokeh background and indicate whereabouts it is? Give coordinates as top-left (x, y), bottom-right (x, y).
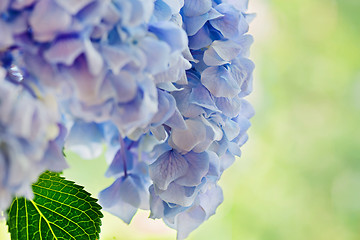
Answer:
top-left (1, 0), bottom-right (360, 239)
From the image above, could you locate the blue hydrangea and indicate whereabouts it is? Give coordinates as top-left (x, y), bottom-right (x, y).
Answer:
top-left (0, 66), bottom-right (67, 213)
top-left (0, 0), bottom-right (254, 238)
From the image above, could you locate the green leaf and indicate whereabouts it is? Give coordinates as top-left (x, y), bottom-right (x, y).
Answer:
top-left (6, 171), bottom-right (103, 240)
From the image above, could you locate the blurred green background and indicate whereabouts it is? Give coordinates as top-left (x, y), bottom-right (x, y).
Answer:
top-left (2, 0), bottom-right (360, 239)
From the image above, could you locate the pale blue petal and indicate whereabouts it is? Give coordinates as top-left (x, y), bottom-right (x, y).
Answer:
top-left (153, 0), bottom-right (172, 21)
top-left (220, 150), bottom-right (236, 171)
top-left (204, 40), bottom-right (242, 66)
top-left (149, 150), bottom-right (189, 190)
top-left (161, 0), bottom-right (184, 14)
top-left (102, 201), bottom-right (138, 224)
top-left (105, 149), bottom-right (134, 178)
top-left (156, 181), bottom-right (203, 207)
top-left (165, 108), bottom-right (187, 130)
top-left (222, 119), bottom-right (241, 141)
top-left (149, 22), bottom-right (188, 52)
top-left (54, 0), bottom-right (94, 15)
top-left (207, 151), bottom-right (221, 180)
top-left (149, 185), bottom-right (165, 219)
top-left (182, 0), bottom-right (212, 17)
top-left (102, 71), bottom-right (138, 103)
top-left (101, 45), bottom-right (132, 75)
top-left (215, 95), bottom-right (242, 117)
top-left (201, 65), bottom-right (240, 98)
top-left (170, 119), bottom-right (207, 153)
top-left (188, 24), bottom-right (213, 50)
top-left (230, 58), bottom-right (255, 97)
top-left (198, 184), bottom-right (223, 218)
top-left (151, 90), bottom-right (176, 126)
top-left (44, 38), bottom-right (84, 65)
top-left (175, 151), bottom-right (209, 187)
top-left (29, 0), bottom-right (72, 42)
top-left (189, 84), bottom-right (219, 112)
top-left (172, 87), bottom-right (205, 118)
top-left (183, 14), bottom-right (209, 36)
top-left (210, 3), bottom-right (249, 39)
top-left (139, 37), bottom-right (171, 74)
top-left (176, 206), bottom-right (206, 240)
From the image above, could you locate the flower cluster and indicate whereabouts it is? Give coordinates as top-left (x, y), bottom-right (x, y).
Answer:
top-left (0, 0), bottom-right (254, 238)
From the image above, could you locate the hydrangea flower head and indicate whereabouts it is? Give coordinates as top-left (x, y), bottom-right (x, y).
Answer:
top-left (0, 0), bottom-right (255, 238)
top-left (0, 66), bottom-right (67, 212)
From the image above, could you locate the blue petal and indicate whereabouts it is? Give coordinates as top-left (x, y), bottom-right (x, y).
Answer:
top-left (153, 0), bottom-right (172, 21)
top-left (182, 0), bottom-right (212, 17)
top-left (170, 119), bottom-right (207, 153)
top-left (210, 3), bottom-right (249, 39)
top-left (29, 0), bottom-right (72, 42)
top-left (54, 0), bottom-right (94, 15)
top-left (44, 38), bottom-right (84, 65)
top-left (172, 87), bottom-right (205, 118)
top-left (203, 40), bottom-right (242, 66)
top-left (149, 150), bottom-right (189, 190)
top-left (188, 24), bottom-right (213, 50)
top-left (101, 45), bottom-right (132, 75)
top-left (175, 151), bottom-right (209, 187)
top-left (149, 185), bottom-right (165, 219)
top-left (222, 119), bottom-right (241, 141)
top-left (198, 184), bottom-right (223, 218)
top-left (207, 151), bottom-right (221, 180)
top-left (189, 84), bottom-right (218, 112)
top-left (101, 71), bottom-right (138, 103)
top-left (161, 0), bottom-right (184, 13)
top-left (105, 148), bottom-right (134, 178)
top-left (201, 65), bottom-right (240, 98)
top-left (156, 181), bottom-right (203, 207)
top-left (176, 206), bottom-right (206, 240)
top-left (215, 95), bottom-right (242, 117)
top-left (151, 90), bottom-right (176, 126)
top-left (165, 108), bottom-right (187, 130)
top-left (149, 22), bottom-right (188, 52)
top-left (139, 37), bottom-right (171, 74)
top-left (99, 174), bottom-right (149, 223)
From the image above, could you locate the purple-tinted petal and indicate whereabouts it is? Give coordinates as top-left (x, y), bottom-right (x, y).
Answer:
top-left (139, 37), bottom-right (171, 74)
top-left (210, 3), bottom-right (249, 39)
top-left (188, 24), bottom-right (213, 50)
top-left (29, 0), bottom-right (71, 42)
top-left (201, 65), bottom-right (240, 98)
top-left (149, 150), bottom-right (189, 190)
top-left (151, 90), bottom-right (176, 126)
top-left (175, 151), bottom-right (209, 187)
top-left (176, 206), bottom-right (206, 240)
top-left (189, 84), bottom-right (218, 112)
top-left (54, 0), bottom-right (94, 14)
top-left (203, 40), bottom-right (242, 66)
top-left (215, 95), bottom-right (242, 117)
top-left (165, 108), bottom-right (187, 130)
top-left (198, 184), bottom-right (223, 218)
top-left (44, 38), bottom-right (84, 65)
top-left (105, 149), bottom-right (134, 178)
top-left (170, 119), bottom-right (207, 153)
